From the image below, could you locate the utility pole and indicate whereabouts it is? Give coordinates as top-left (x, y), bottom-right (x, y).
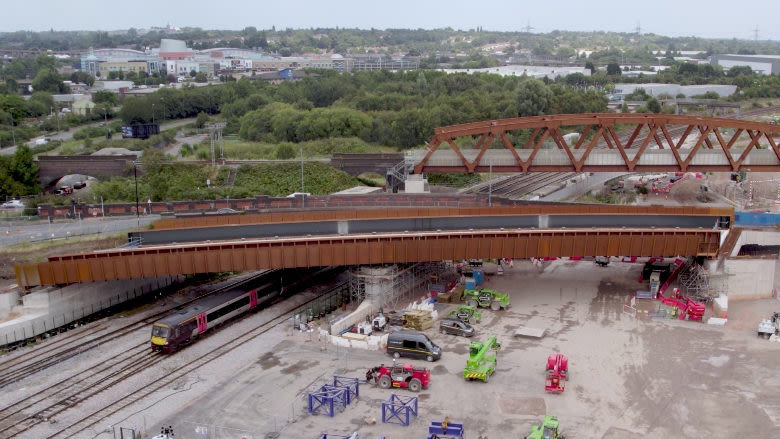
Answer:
top-left (8, 107), bottom-right (16, 147)
top-left (300, 145), bottom-right (305, 208)
top-left (133, 160), bottom-right (141, 228)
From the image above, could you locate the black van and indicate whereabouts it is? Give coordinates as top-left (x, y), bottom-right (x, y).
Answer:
top-left (386, 330), bottom-right (441, 362)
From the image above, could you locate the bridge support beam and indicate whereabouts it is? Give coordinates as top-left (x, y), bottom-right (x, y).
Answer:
top-left (15, 228), bottom-right (721, 288)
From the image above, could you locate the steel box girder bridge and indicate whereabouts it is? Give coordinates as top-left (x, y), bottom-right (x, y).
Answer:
top-left (412, 113), bottom-right (780, 174)
top-left (14, 205), bottom-right (731, 288)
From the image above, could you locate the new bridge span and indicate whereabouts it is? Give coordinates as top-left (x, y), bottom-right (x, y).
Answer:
top-left (15, 204), bottom-right (732, 288)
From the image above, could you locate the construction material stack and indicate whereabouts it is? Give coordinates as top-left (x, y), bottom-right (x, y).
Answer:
top-left (757, 312), bottom-right (780, 338)
top-left (462, 334), bottom-right (500, 382)
top-left (404, 310), bottom-right (433, 331)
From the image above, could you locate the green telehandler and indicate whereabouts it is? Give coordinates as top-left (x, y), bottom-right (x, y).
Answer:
top-left (525, 415), bottom-right (563, 439)
top-left (462, 334), bottom-right (500, 382)
top-left (461, 288), bottom-right (510, 310)
top-left (447, 304), bottom-right (482, 324)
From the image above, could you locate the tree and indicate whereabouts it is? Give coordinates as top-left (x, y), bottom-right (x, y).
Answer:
top-left (195, 72), bottom-right (208, 83)
top-left (516, 78), bottom-right (554, 116)
top-left (32, 69), bottom-right (69, 93)
top-left (190, 70), bottom-right (197, 78)
top-left (585, 61), bottom-right (595, 73)
top-left (93, 90), bottom-right (119, 106)
top-left (195, 111), bottom-right (209, 129)
top-left (606, 63), bottom-right (622, 76)
top-left (9, 145), bottom-right (40, 194)
top-left (646, 97), bottom-right (662, 113)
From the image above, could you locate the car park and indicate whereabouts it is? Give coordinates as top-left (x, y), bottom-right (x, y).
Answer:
top-left (439, 318), bottom-right (475, 337)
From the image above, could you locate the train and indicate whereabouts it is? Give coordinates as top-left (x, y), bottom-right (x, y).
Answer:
top-left (150, 282), bottom-right (276, 353)
top-left (150, 267), bottom-right (343, 353)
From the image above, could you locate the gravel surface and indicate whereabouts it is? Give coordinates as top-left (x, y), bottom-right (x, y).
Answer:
top-left (4, 262), bottom-right (780, 439)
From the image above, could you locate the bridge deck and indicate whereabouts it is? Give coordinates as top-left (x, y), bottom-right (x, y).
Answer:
top-left (15, 205), bottom-right (731, 288)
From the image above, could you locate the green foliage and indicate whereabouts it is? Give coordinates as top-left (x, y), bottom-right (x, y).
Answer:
top-left (93, 90), bottom-right (119, 106)
top-left (625, 88), bottom-right (651, 101)
top-left (646, 97), bottom-right (662, 113)
top-left (276, 143), bottom-right (295, 159)
top-left (32, 69), bottom-right (69, 94)
top-left (426, 173), bottom-right (477, 187)
top-left (89, 162), bottom-right (360, 202)
top-left (73, 126), bottom-right (108, 140)
top-left (516, 78), bottom-right (554, 116)
top-left (195, 111), bottom-right (209, 129)
top-left (0, 145), bottom-right (40, 197)
top-left (606, 63), bottom-right (622, 76)
top-left (232, 162), bottom-right (359, 197)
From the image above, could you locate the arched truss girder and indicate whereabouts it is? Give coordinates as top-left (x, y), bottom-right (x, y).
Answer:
top-left (412, 113), bottom-right (780, 174)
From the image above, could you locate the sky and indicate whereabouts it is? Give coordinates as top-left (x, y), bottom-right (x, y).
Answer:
top-left (5, 0), bottom-right (780, 41)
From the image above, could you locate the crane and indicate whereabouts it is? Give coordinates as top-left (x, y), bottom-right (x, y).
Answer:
top-left (462, 334), bottom-right (500, 382)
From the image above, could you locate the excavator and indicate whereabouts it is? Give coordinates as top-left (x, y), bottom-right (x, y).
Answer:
top-left (462, 334), bottom-right (500, 382)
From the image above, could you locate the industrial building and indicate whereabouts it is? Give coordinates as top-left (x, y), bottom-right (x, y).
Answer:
top-left (710, 54), bottom-right (780, 75)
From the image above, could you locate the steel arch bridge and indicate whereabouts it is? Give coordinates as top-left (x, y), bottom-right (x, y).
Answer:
top-left (412, 113), bottom-right (780, 174)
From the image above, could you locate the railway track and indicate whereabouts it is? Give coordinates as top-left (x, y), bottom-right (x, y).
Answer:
top-left (0, 344), bottom-right (157, 438)
top-left (461, 105), bottom-right (780, 199)
top-left (41, 281), bottom-right (343, 439)
top-left (0, 270), bottom-right (274, 388)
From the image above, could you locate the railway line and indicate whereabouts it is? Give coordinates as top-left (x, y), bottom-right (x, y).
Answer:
top-left (39, 277), bottom-right (344, 439)
top-left (461, 105), bottom-right (780, 199)
top-left (0, 344), bottom-right (157, 438)
top-left (0, 270), bottom-right (273, 388)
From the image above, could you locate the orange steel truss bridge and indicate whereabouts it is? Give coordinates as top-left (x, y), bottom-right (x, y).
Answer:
top-left (15, 205), bottom-right (732, 288)
top-left (411, 113), bottom-right (780, 174)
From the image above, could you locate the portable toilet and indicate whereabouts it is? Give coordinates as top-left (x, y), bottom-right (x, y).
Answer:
top-left (464, 277), bottom-right (476, 290)
top-left (472, 270), bottom-right (484, 285)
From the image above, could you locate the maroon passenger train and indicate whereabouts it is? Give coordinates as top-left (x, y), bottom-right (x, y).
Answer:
top-left (150, 282), bottom-right (276, 353)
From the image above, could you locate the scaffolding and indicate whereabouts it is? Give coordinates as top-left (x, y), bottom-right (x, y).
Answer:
top-left (678, 260), bottom-right (727, 304)
top-left (348, 262), bottom-right (452, 310)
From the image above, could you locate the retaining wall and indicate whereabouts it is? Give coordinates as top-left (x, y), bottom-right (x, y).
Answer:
top-left (0, 275), bottom-right (183, 347)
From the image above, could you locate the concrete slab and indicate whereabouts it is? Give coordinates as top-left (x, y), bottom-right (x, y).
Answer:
top-left (513, 326), bottom-right (547, 338)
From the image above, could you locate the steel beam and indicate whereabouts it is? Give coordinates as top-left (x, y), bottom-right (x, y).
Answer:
top-left (15, 228), bottom-right (721, 288)
top-left (413, 113), bottom-right (780, 174)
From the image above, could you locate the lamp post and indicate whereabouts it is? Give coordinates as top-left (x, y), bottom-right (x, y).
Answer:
top-left (299, 145), bottom-right (305, 208)
top-left (133, 160), bottom-right (141, 228)
top-left (8, 107), bottom-right (16, 147)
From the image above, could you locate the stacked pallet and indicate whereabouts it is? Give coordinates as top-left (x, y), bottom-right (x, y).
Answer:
top-left (404, 310), bottom-right (433, 330)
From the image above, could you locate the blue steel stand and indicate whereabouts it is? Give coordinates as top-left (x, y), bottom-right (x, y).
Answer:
top-left (381, 393), bottom-right (418, 426)
top-left (308, 376), bottom-right (361, 417)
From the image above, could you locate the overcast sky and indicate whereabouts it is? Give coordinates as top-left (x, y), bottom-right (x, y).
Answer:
top-left (6, 0), bottom-right (780, 41)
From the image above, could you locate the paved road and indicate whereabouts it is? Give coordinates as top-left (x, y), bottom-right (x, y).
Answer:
top-left (0, 118), bottom-right (194, 156)
top-left (0, 215), bottom-right (159, 248)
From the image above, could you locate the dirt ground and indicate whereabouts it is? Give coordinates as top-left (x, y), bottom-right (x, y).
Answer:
top-left (139, 260), bottom-right (780, 439)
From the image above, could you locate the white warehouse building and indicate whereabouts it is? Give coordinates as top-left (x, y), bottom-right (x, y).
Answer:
top-left (710, 54), bottom-right (780, 75)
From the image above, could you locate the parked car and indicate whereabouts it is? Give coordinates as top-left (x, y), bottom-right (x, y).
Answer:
top-left (1, 199), bottom-right (24, 209)
top-left (439, 318), bottom-right (475, 337)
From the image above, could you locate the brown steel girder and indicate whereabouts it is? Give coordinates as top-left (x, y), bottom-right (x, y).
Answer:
top-left (413, 113), bottom-right (780, 174)
top-left (14, 228), bottom-right (721, 287)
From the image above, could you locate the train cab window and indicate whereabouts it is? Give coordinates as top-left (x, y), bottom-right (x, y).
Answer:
top-left (152, 325), bottom-right (169, 337)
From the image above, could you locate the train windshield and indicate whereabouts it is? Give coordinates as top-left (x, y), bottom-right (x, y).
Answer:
top-left (151, 325), bottom-right (169, 337)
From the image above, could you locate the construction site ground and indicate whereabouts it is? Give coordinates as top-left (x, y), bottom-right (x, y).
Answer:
top-left (138, 259), bottom-right (780, 439)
